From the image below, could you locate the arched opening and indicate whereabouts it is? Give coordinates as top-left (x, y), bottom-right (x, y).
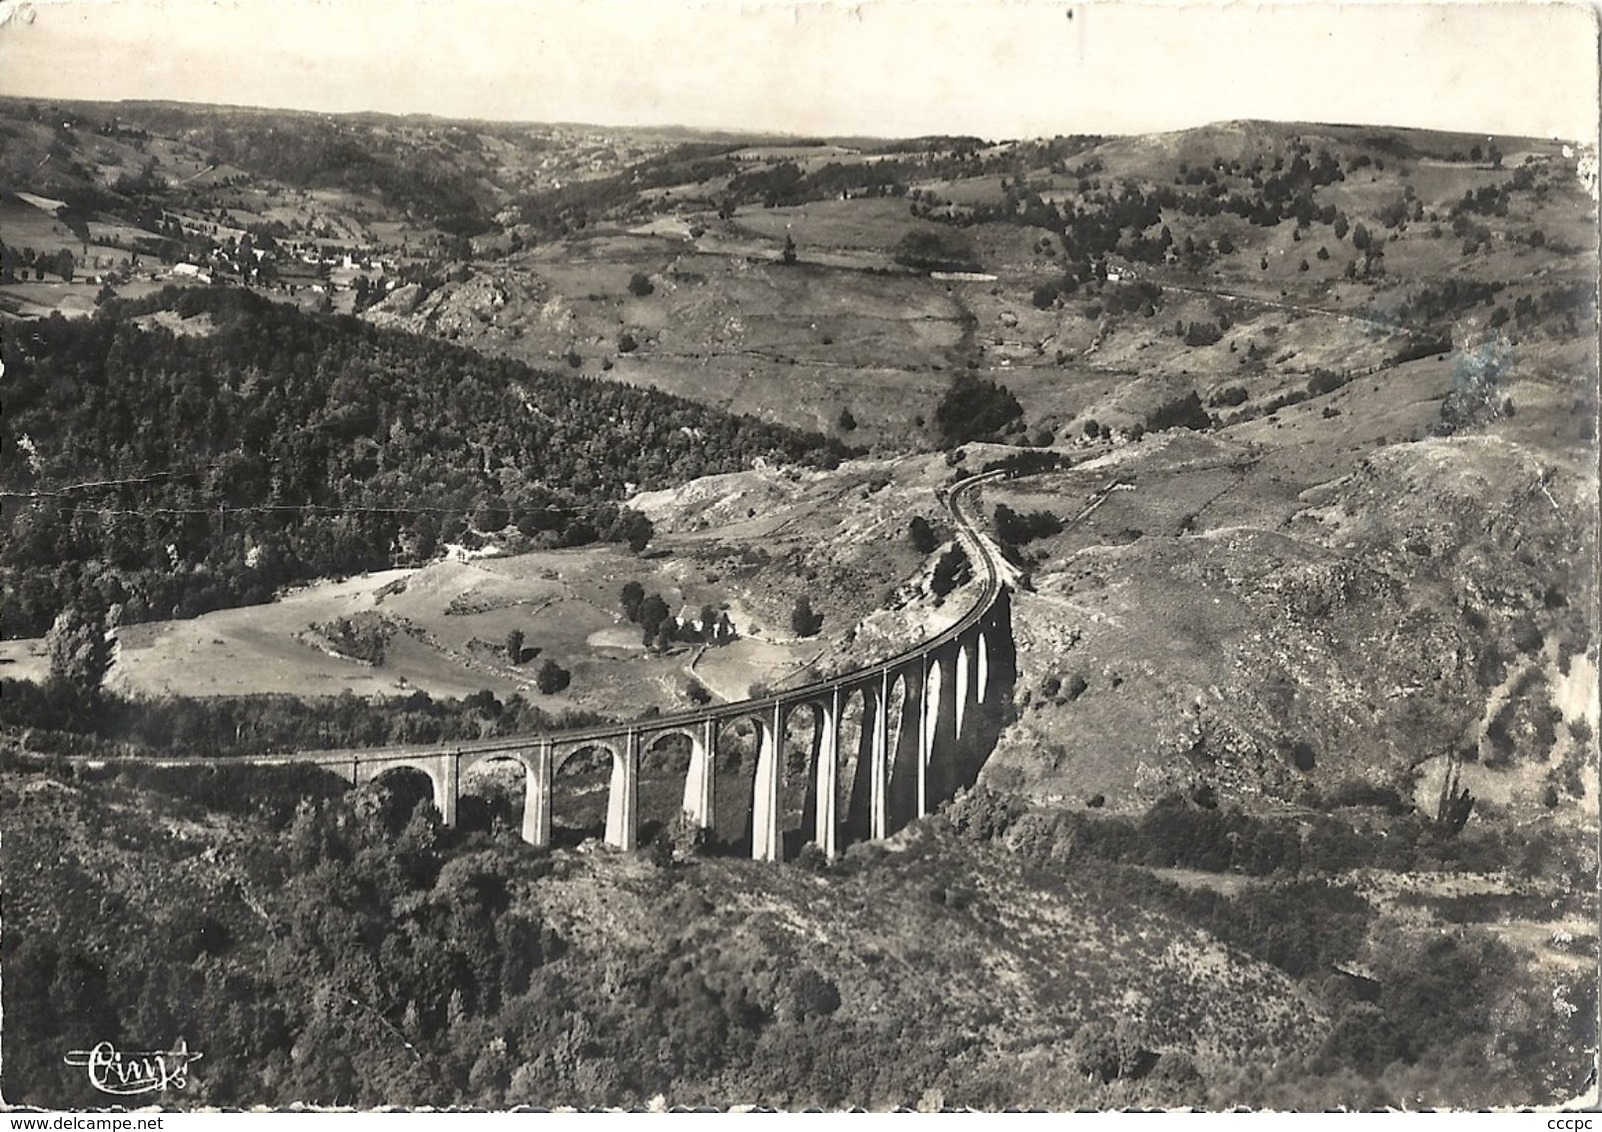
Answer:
top-left (836, 686), bottom-right (871, 847)
top-left (885, 669), bottom-right (921, 832)
top-left (977, 629), bottom-right (990, 703)
top-left (712, 714), bottom-right (763, 855)
top-left (955, 644), bottom-right (972, 741)
top-left (923, 653), bottom-right (959, 808)
top-left (458, 755), bottom-right (529, 838)
top-left (551, 744), bottom-right (615, 848)
top-left (638, 731), bottom-right (693, 847)
top-left (362, 765), bottom-right (440, 836)
top-left (782, 702), bottom-right (823, 859)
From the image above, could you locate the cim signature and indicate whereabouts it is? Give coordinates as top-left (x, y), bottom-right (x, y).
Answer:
top-left (63, 1039), bottom-right (203, 1096)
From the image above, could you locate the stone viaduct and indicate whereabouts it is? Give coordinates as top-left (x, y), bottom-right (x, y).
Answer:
top-left (271, 470), bottom-right (1016, 862)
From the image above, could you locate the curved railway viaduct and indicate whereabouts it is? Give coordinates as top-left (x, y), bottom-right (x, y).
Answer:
top-left (215, 470), bottom-right (1016, 863)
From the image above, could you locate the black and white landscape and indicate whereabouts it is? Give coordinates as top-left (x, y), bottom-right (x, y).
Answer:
top-left (0, 0), bottom-right (1597, 1112)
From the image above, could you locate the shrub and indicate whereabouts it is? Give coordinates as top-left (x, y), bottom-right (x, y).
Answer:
top-left (994, 503), bottom-right (1062, 545)
top-left (1145, 391), bottom-right (1212, 432)
top-left (535, 660), bottom-right (571, 694)
top-left (934, 372), bottom-right (1024, 444)
top-left (908, 515), bottom-right (940, 554)
top-left (931, 546), bottom-right (971, 598)
top-left (790, 596), bottom-right (824, 637)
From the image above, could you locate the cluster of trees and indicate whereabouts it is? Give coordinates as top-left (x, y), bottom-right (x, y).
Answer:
top-left (499, 630), bottom-right (570, 694)
top-left (618, 582), bottom-right (733, 651)
top-left (922, 140), bottom-right (1376, 299)
top-left (992, 503), bottom-right (1062, 546)
top-left (725, 158), bottom-right (918, 209)
top-left (1144, 391), bottom-right (1213, 433)
top-left (0, 289), bottom-right (848, 636)
top-left (941, 786), bottom-right (1588, 1100)
top-left (907, 515), bottom-right (941, 554)
top-left (620, 582), bottom-right (675, 649)
top-left (0, 760), bottom-right (1036, 1109)
top-left (0, 675), bottom-right (604, 759)
top-left (512, 142), bottom-right (746, 235)
top-left (173, 114), bottom-right (494, 236)
top-left (311, 613), bottom-right (394, 666)
top-left (933, 372), bottom-right (1024, 445)
top-left (892, 227), bottom-right (982, 274)
top-left (931, 545), bottom-right (972, 598)
top-left (4, 737), bottom-right (1585, 1109)
top-left (0, 242), bottom-right (77, 283)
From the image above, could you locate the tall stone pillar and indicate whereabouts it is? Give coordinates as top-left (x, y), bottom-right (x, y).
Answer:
top-left (604, 734), bottom-right (639, 851)
top-left (522, 741), bottom-right (553, 848)
top-left (751, 703), bottom-right (784, 862)
top-left (432, 752), bottom-right (459, 828)
top-left (682, 719), bottom-right (717, 829)
top-left (871, 672), bottom-right (891, 840)
top-left (814, 688), bottom-right (841, 858)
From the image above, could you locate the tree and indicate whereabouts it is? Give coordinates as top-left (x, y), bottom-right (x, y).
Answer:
top-left (836, 407), bottom-right (857, 432)
top-left (620, 581), bottom-right (646, 622)
top-left (611, 510), bottom-right (653, 554)
top-left (474, 497), bottom-right (510, 533)
top-left (46, 603), bottom-right (114, 698)
top-left (790, 595), bottom-right (824, 637)
top-left (627, 272), bottom-right (654, 297)
top-left (639, 594), bottom-right (671, 643)
top-left (908, 515), bottom-right (940, 554)
top-left (781, 234), bottom-right (797, 265)
top-left (934, 372), bottom-right (1023, 444)
top-left (894, 227), bottom-right (981, 274)
top-left (505, 629), bottom-right (525, 665)
top-left (534, 660), bottom-right (570, 694)
top-left (1145, 390), bottom-right (1212, 432)
top-left (931, 546), bottom-right (971, 598)
top-left (1435, 753), bottom-right (1475, 837)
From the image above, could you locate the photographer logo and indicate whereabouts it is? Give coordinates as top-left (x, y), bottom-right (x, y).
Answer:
top-left (63, 1039), bottom-right (203, 1096)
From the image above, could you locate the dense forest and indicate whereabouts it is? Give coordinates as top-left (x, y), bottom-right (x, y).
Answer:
top-left (0, 288), bottom-right (849, 636)
top-left (4, 758), bottom-right (1588, 1109)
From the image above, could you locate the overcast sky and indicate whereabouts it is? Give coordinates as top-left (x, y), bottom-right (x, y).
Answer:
top-left (0, 0), bottom-right (1596, 142)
